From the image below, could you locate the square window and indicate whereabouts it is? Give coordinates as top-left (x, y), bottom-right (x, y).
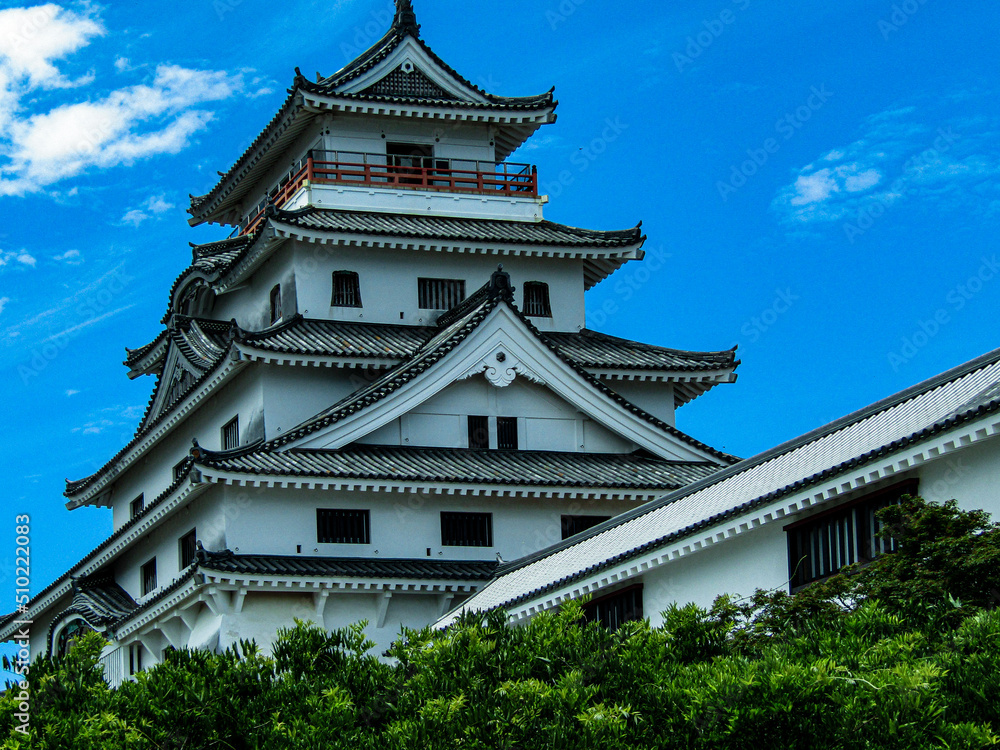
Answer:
top-left (141, 558), bottom-right (157, 596)
top-left (179, 529), bottom-right (197, 569)
top-left (497, 417), bottom-right (518, 451)
top-left (173, 460), bottom-right (188, 482)
top-left (418, 278), bottom-right (465, 311)
top-left (523, 281), bottom-right (552, 318)
top-left (561, 515), bottom-right (612, 540)
top-left (468, 415), bottom-right (489, 450)
top-left (583, 585), bottom-right (644, 632)
top-left (332, 271), bottom-right (363, 308)
top-left (317, 509), bottom-right (371, 544)
top-left (130, 494), bottom-right (145, 520)
top-left (221, 416), bottom-right (240, 451)
top-left (441, 512), bottom-right (493, 547)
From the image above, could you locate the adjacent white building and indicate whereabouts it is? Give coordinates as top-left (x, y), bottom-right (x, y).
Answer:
top-left (439, 348), bottom-right (1000, 631)
top-left (0, 0), bottom-right (740, 684)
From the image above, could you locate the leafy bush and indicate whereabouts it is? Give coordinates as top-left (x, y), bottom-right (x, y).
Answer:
top-left (3, 497), bottom-right (999, 748)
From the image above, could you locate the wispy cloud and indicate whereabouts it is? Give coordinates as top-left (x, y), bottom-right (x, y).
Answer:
top-left (0, 6), bottom-right (243, 196)
top-left (53, 248), bottom-right (82, 264)
top-left (0, 250), bottom-right (37, 269)
top-left (772, 99), bottom-right (1000, 228)
top-left (65, 388), bottom-right (79, 396)
top-left (0, 297), bottom-right (9, 314)
top-left (121, 193), bottom-right (175, 226)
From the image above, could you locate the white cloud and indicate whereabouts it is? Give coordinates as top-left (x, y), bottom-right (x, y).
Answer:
top-left (772, 102), bottom-right (1000, 227)
top-left (0, 296), bottom-right (9, 314)
top-left (0, 7), bottom-right (242, 196)
top-left (16, 252), bottom-right (35, 266)
top-left (65, 388), bottom-right (79, 396)
top-left (0, 250), bottom-right (37, 268)
top-left (121, 193), bottom-right (175, 226)
top-left (53, 248), bottom-right (81, 264)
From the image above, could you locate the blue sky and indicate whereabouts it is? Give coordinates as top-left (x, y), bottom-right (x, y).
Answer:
top-left (1, 0), bottom-right (998, 640)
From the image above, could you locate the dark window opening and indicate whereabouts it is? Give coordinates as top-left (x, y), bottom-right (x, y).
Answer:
top-left (561, 515), bottom-right (612, 540)
top-left (419, 278), bottom-right (465, 310)
top-left (441, 512), bottom-right (493, 547)
top-left (129, 643), bottom-right (143, 675)
top-left (179, 529), bottom-right (197, 569)
top-left (173, 460), bottom-right (187, 482)
top-left (130, 494), bottom-right (145, 520)
top-left (270, 284), bottom-right (282, 325)
top-left (56, 619), bottom-right (93, 657)
top-left (221, 416), bottom-right (240, 451)
top-left (141, 558), bottom-right (157, 597)
top-left (583, 585), bottom-right (644, 632)
top-left (497, 417), bottom-right (518, 451)
top-left (317, 509), bottom-right (371, 544)
top-left (387, 142), bottom-right (435, 185)
top-left (332, 271), bottom-right (363, 308)
top-left (786, 480), bottom-right (917, 591)
top-left (468, 415), bottom-right (490, 450)
top-left (523, 281), bottom-right (552, 318)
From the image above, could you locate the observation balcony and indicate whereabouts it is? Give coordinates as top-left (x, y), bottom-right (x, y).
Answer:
top-left (237, 151), bottom-right (540, 236)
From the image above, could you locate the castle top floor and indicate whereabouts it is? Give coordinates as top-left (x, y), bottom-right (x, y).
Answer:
top-left (187, 0), bottom-right (558, 232)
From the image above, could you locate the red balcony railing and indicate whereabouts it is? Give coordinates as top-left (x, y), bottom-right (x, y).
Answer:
top-left (237, 151), bottom-right (539, 236)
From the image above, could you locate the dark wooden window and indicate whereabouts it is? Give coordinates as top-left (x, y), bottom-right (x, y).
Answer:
top-left (56, 619), bottom-right (93, 657)
top-left (129, 643), bottom-right (143, 675)
top-left (332, 271), bottom-right (363, 307)
top-left (317, 509), bottom-right (371, 544)
top-left (387, 142), bottom-right (434, 185)
top-left (270, 284), bottom-right (282, 325)
top-left (419, 278), bottom-right (465, 310)
top-left (561, 515), bottom-right (612, 540)
top-left (179, 529), bottom-right (197, 569)
top-left (441, 512), bottom-right (493, 547)
top-left (173, 460), bottom-right (187, 482)
top-left (130, 494), bottom-right (145, 520)
top-left (583, 584), bottom-right (644, 632)
top-left (468, 415), bottom-right (490, 450)
top-left (221, 416), bottom-right (240, 451)
top-left (523, 281), bottom-right (552, 317)
top-left (786, 480), bottom-right (918, 591)
top-left (497, 417), bottom-right (518, 451)
top-left (141, 558), bottom-right (157, 596)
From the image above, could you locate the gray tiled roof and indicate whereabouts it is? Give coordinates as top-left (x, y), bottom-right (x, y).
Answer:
top-left (67, 576), bottom-right (137, 626)
top-left (440, 347), bottom-right (1000, 623)
top-left (545, 329), bottom-right (738, 372)
top-left (273, 207), bottom-right (643, 249)
top-left (200, 551), bottom-right (497, 581)
top-left (198, 445), bottom-right (722, 491)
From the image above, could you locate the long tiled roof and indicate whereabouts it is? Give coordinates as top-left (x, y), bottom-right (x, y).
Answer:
top-left (188, 1), bottom-right (556, 223)
top-left (197, 445), bottom-right (721, 491)
top-left (66, 577), bottom-right (137, 626)
top-left (546, 330), bottom-right (738, 372)
top-left (200, 551), bottom-right (497, 581)
top-left (439, 347), bottom-right (1000, 623)
top-left (273, 207), bottom-right (643, 249)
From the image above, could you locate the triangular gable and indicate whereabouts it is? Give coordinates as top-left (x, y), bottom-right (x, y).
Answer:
top-left (335, 36), bottom-right (491, 104)
top-left (281, 300), bottom-right (729, 465)
top-left (140, 325), bottom-right (226, 431)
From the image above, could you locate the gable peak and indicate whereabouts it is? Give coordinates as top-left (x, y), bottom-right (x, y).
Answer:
top-left (394, 0), bottom-right (420, 36)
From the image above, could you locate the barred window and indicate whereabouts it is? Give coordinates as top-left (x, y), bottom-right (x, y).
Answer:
top-left (221, 416), bottom-right (240, 451)
top-left (179, 529), bottom-right (197, 570)
top-left (332, 271), bottom-right (363, 308)
top-left (270, 284), bottom-right (282, 325)
top-left (468, 415), bottom-right (490, 450)
top-left (786, 480), bottom-right (917, 591)
top-left (561, 515), bottom-right (612, 540)
top-left (523, 282), bottom-right (552, 317)
top-left (317, 509), bottom-right (371, 544)
top-left (141, 558), bottom-right (157, 596)
top-left (130, 494), bottom-right (145, 520)
top-left (497, 417), bottom-right (518, 451)
top-left (441, 512), bottom-right (493, 547)
top-left (583, 585), bottom-right (643, 632)
top-left (173, 460), bottom-right (187, 482)
top-left (418, 278), bottom-right (465, 310)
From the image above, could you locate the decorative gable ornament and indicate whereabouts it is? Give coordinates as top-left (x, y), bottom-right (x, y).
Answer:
top-left (462, 349), bottom-right (546, 389)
